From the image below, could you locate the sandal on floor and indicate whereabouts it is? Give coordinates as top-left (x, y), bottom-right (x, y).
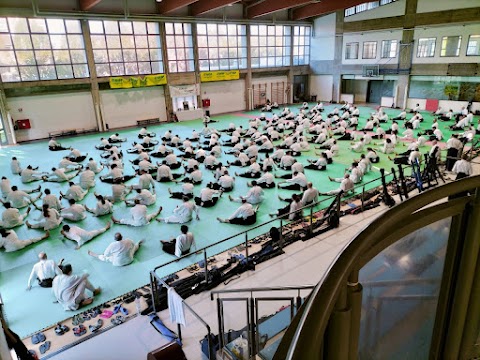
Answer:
top-left (55, 324), bottom-right (64, 336)
top-left (73, 324), bottom-right (87, 337)
top-left (120, 306), bottom-right (129, 316)
top-left (39, 341), bottom-right (51, 355)
top-left (31, 332), bottom-right (46, 345)
top-left (113, 304), bottom-right (122, 314)
top-left (100, 310), bottom-right (114, 319)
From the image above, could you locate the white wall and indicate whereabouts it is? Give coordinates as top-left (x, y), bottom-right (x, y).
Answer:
top-left (8, 92), bottom-right (96, 142)
top-left (342, 30), bottom-right (403, 65)
top-left (406, 98), bottom-right (427, 110)
top-left (100, 87), bottom-right (167, 130)
top-left (438, 100), bottom-right (472, 113)
top-left (343, 80), bottom-right (369, 103)
top-left (201, 79), bottom-right (246, 115)
top-left (417, 0), bottom-right (478, 13)
top-left (311, 14), bottom-right (336, 61)
top-left (310, 75), bottom-right (333, 102)
top-left (252, 76), bottom-right (288, 105)
top-left (344, 0), bottom-right (406, 22)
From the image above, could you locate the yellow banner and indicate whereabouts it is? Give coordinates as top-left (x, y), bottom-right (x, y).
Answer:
top-left (200, 70), bottom-right (240, 82)
top-left (109, 74), bottom-right (167, 89)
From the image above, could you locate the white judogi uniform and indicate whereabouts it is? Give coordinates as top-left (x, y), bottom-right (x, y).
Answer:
top-left (61, 204), bottom-right (87, 222)
top-left (30, 208), bottom-right (63, 230)
top-left (98, 239), bottom-right (139, 266)
top-left (53, 273), bottom-right (95, 311)
top-left (134, 189), bottom-right (156, 206)
top-left (452, 159), bottom-right (473, 176)
top-left (0, 178), bottom-right (11, 199)
top-left (1, 208), bottom-right (28, 228)
top-left (119, 204), bottom-right (156, 226)
top-left (6, 190), bottom-right (31, 208)
top-left (79, 169), bottom-right (95, 190)
top-left (234, 186), bottom-right (264, 205)
top-left (91, 199), bottom-right (113, 216)
top-left (64, 225), bottom-right (105, 247)
top-left (21, 168), bottom-right (43, 183)
top-left (301, 187), bottom-right (319, 206)
top-left (64, 185), bottom-right (87, 202)
top-left (174, 233), bottom-right (195, 257)
top-left (28, 259), bottom-right (62, 287)
top-left (0, 229), bottom-right (42, 252)
top-left (164, 202), bottom-right (198, 224)
top-left (229, 203), bottom-right (255, 220)
top-left (43, 194), bottom-right (62, 211)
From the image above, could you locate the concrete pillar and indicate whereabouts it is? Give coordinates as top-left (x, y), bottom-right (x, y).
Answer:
top-left (160, 23), bottom-right (174, 121)
top-left (332, 11), bottom-right (344, 103)
top-left (245, 24), bottom-right (253, 110)
top-left (0, 85), bottom-right (16, 145)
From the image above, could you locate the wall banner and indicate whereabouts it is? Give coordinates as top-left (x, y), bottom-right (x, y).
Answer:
top-left (109, 74), bottom-right (167, 89)
top-left (169, 84), bottom-right (200, 97)
top-left (200, 70), bottom-right (240, 82)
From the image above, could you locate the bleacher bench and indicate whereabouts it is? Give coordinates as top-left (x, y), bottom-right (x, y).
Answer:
top-left (48, 127), bottom-right (98, 138)
top-left (137, 118), bottom-right (161, 126)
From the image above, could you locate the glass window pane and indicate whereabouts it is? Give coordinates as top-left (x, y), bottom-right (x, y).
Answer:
top-left (268, 26), bottom-right (275, 36)
top-left (186, 48), bottom-right (194, 60)
top-left (199, 48), bottom-right (208, 59)
top-left (187, 60), bottom-right (194, 71)
top-left (70, 50), bottom-right (87, 64)
top-left (67, 34), bottom-right (84, 49)
top-left (209, 48), bottom-right (218, 59)
top-left (35, 50), bottom-right (53, 65)
top-left (104, 21), bottom-right (119, 34)
top-left (198, 36), bottom-right (207, 47)
top-left (47, 19), bottom-right (65, 34)
top-left (53, 50), bottom-right (70, 64)
top-left (228, 36), bottom-right (237, 47)
top-left (166, 35), bottom-right (175, 48)
top-left (209, 36), bottom-right (218, 47)
top-left (0, 34), bottom-right (12, 50)
top-left (197, 24), bottom-right (206, 35)
top-left (219, 59), bottom-right (229, 69)
top-left (183, 23), bottom-right (191, 34)
top-left (19, 66), bottom-right (39, 80)
top-left (219, 48), bottom-right (228, 58)
top-left (229, 58), bottom-right (238, 69)
top-left (123, 49), bottom-right (136, 62)
top-left (110, 62), bottom-right (124, 75)
top-left (134, 35), bottom-right (147, 48)
top-left (199, 60), bottom-right (209, 71)
top-left (96, 63), bottom-right (110, 77)
top-left (165, 23), bottom-right (174, 35)
top-left (251, 25), bottom-right (258, 36)
top-left (12, 34), bottom-right (33, 49)
top-left (133, 21), bottom-right (146, 35)
top-left (147, 22), bottom-right (159, 35)
top-left (73, 64), bottom-right (89, 78)
top-left (56, 64), bottom-right (73, 79)
top-left (167, 48), bottom-right (176, 60)
top-left (0, 51), bottom-right (17, 66)
top-left (65, 20), bottom-right (82, 34)
top-left (50, 34), bottom-right (68, 49)
top-left (106, 35), bottom-right (121, 48)
top-left (89, 21), bottom-right (104, 34)
top-left (209, 59), bottom-right (219, 70)
top-left (16, 50), bottom-right (35, 65)
top-left (218, 36), bottom-right (227, 47)
top-left (168, 61), bottom-right (177, 72)
top-left (148, 35), bottom-right (161, 48)
top-left (125, 62), bottom-right (138, 75)
top-left (0, 19), bottom-right (9, 33)
top-left (108, 49), bottom-right (123, 62)
top-left (218, 25), bottom-right (227, 35)
top-left (91, 35), bottom-right (106, 49)
top-left (119, 21), bottom-right (133, 34)
top-left (0, 66), bottom-right (20, 82)
top-left (138, 62), bottom-right (151, 74)
top-left (174, 23), bottom-right (183, 34)
top-left (136, 48), bottom-right (149, 61)
top-left (150, 48), bottom-right (162, 61)
top-left (32, 34), bottom-right (53, 50)
top-left (207, 24), bottom-right (217, 35)
top-left (184, 35), bottom-right (192, 48)
top-left (121, 35), bottom-right (135, 48)
top-left (29, 19), bottom-right (47, 33)
top-left (259, 25), bottom-right (267, 36)
top-left (8, 18), bottom-right (29, 33)
top-left (93, 49), bottom-right (108, 63)
top-left (151, 61), bottom-right (162, 73)
top-left (38, 65), bottom-right (56, 80)
top-left (175, 35), bottom-right (184, 48)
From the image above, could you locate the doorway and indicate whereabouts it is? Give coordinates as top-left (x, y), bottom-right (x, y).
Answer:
top-left (293, 75), bottom-right (308, 102)
top-left (367, 80), bottom-right (394, 104)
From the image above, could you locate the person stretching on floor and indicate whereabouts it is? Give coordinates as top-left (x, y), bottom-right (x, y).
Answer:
top-left (157, 196), bottom-right (199, 223)
top-left (88, 232), bottom-right (143, 266)
top-left (0, 202), bottom-right (31, 228)
top-left (86, 195), bottom-right (113, 217)
top-left (26, 204), bottom-right (63, 231)
top-left (269, 194), bottom-right (303, 220)
top-left (60, 222), bottom-right (111, 249)
top-left (112, 199), bottom-right (162, 226)
top-left (229, 181), bottom-right (264, 205)
top-left (52, 264), bottom-right (101, 310)
top-left (160, 225), bottom-right (195, 257)
top-left (217, 199), bottom-right (258, 225)
top-left (27, 252), bottom-right (63, 290)
top-left (0, 228), bottom-right (49, 253)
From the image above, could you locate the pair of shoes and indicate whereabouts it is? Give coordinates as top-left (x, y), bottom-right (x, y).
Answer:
top-left (89, 319), bottom-right (103, 333)
top-left (55, 324), bottom-right (70, 336)
top-left (100, 310), bottom-right (114, 319)
top-left (113, 304), bottom-right (129, 315)
top-left (73, 324), bottom-right (87, 337)
top-left (31, 332), bottom-right (46, 344)
top-left (111, 315), bottom-right (125, 326)
top-left (40, 341), bottom-right (51, 354)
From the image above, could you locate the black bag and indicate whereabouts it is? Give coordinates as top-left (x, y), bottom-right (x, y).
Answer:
top-left (38, 278), bottom-right (53, 288)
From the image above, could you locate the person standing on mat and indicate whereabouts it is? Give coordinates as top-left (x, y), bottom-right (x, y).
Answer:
top-left (160, 225), bottom-right (195, 257)
top-left (88, 232), bottom-right (143, 266)
top-left (60, 222), bottom-right (111, 249)
top-left (27, 252), bottom-right (63, 290)
top-left (52, 264), bottom-right (101, 311)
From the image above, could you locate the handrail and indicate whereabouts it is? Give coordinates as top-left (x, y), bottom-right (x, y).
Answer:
top-left (278, 175), bottom-right (480, 360)
top-left (210, 285), bottom-right (316, 301)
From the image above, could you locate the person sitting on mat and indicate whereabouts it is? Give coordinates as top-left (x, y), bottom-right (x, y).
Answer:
top-left (0, 228), bottom-right (49, 253)
top-left (61, 222), bottom-right (111, 249)
top-left (125, 188), bottom-right (156, 207)
top-left (161, 225), bottom-right (195, 257)
top-left (320, 174), bottom-right (355, 196)
top-left (269, 194), bottom-right (303, 220)
top-left (112, 200), bottom-right (162, 227)
top-left (26, 204), bottom-right (63, 231)
top-left (194, 183), bottom-right (222, 207)
top-left (277, 171), bottom-right (308, 191)
top-left (216, 170), bottom-right (235, 192)
top-left (43, 167), bottom-right (80, 183)
top-left (1, 202), bottom-right (30, 228)
top-left (217, 199), bottom-right (258, 225)
top-left (108, 133), bottom-right (127, 143)
top-left (88, 232), bottom-right (143, 266)
top-left (86, 195), bottom-right (113, 217)
top-left (329, 162), bottom-right (363, 184)
top-left (229, 181), bottom-right (264, 205)
top-left (27, 252), bottom-right (63, 290)
top-left (21, 165), bottom-right (46, 184)
top-left (52, 264), bottom-right (101, 311)
top-left (157, 196), bottom-right (199, 224)
top-left (67, 148), bottom-right (87, 163)
top-left (250, 172), bottom-right (275, 189)
top-left (305, 153), bottom-right (328, 171)
top-left (168, 182), bottom-right (194, 199)
top-left (60, 182), bottom-right (88, 202)
top-left (60, 199), bottom-right (87, 222)
top-left (1, 186), bottom-right (41, 209)
top-left (48, 137), bottom-right (68, 151)
top-left (235, 158), bottom-right (261, 179)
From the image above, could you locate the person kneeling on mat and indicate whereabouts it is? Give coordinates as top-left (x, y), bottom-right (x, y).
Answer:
top-left (217, 199), bottom-right (258, 225)
top-left (161, 225), bottom-right (195, 257)
top-left (53, 264), bottom-right (101, 311)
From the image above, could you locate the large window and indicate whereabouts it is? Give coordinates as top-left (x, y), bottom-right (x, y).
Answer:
top-left (381, 39), bottom-right (398, 58)
top-left (250, 25), bottom-right (290, 68)
top-left (362, 41), bottom-right (377, 59)
top-left (197, 23), bottom-right (246, 71)
top-left (345, 42), bottom-right (359, 59)
top-left (293, 26), bottom-right (310, 66)
top-left (89, 20), bottom-right (163, 77)
top-left (467, 35), bottom-right (480, 56)
top-left (417, 38), bottom-right (436, 57)
top-left (440, 35), bottom-right (461, 57)
top-left (0, 17), bottom-right (89, 82)
top-left (165, 23), bottom-right (194, 73)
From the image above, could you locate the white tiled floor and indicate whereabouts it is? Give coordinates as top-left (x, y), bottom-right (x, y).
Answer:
top-left (47, 203), bottom-right (387, 360)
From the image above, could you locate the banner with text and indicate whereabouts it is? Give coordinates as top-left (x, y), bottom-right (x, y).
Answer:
top-left (109, 74), bottom-right (167, 89)
top-left (200, 70), bottom-right (240, 83)
top-left (169, 84), bottom-right (200, 98)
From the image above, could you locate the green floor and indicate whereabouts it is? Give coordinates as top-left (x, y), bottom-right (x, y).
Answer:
top-left (0, 102), bottom-right (476, 338)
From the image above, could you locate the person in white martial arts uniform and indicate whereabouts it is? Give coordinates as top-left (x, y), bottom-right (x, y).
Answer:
top-left (11, 157), bottom-right (22, 175)
top-left (88, 232), bottom-right (143, 266)
top-left (60, 182), bottom-right (88, 202)
top-left (217, 199), bottom-right (258, 225)
top-left (112, 200), bottom-right (162, 226)
top-left (229, 181), bottom-right (264, 205)
top-left (277, 172), bottom-right (308, 191)
top-left (86, 195), bottom-right (113, 217)
top-left (131, 170), bottom-right (156, 191)
top-left (321, 174), bottom-right (355, 196)
top-left (250, 172), bottom-right (275, 189)
top-left (217, 171), bottom-right (235, 192)
top-left (78, 167), bottom-right (96, 190)
top-left (125, 188), bottom-right (156, 206)
top-left (329, 162), bottom-right (363, 184)
top-left (21, 166), bottom-right (45, 184)
top-left (27, 252), bottom-right (62, 289)
top-left (52, 264), bottom-right (101, 310)
top-left (87, 158), bottom-right (103, 174)
top-left (26, 204), bottom-right (63, 231)
top-left (36, 188), bottom-right (62, 211)
top-left (168, 182), bottom-right (194, 199)
top-left (452, 154), bottom-right (473, 180)
top-left (269, 194), bottom-right (303, 220)
top-left (43, 167), bottom-right (80, 182)
top-left (61, 199), bottom-right (87, 222)
top-left (60, 222), bottom-right (111, 249)
top-left (0, 228), bottom-right (48, 253)
top-left (160, 225), bottom-right (195, 257)
top-left (157, 196), bottom-right (199, 224)
top-left (1, 186), bottom-right (41, 209)
top-left (0, 202), bottom-right (31, 228)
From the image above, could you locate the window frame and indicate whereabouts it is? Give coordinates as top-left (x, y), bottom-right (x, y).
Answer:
top-left (466, 35), bottom-right (480, 56)
top-left (345, 42), bottom-right (359, 60)
top-left (250, 24), bottom-right (290, 69)
top-left (292, 25), bottom-right (310, 66)
top-left (362, 41), bottom-right (377, 59)
top-left (164, 22), bottom-right (194, 73)
top-left (381, 39), bottom-right (398, 58)
top-left (417, 37), bottom-right (436, 58)
top-left (440, 35), bottom-right (462, 57)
